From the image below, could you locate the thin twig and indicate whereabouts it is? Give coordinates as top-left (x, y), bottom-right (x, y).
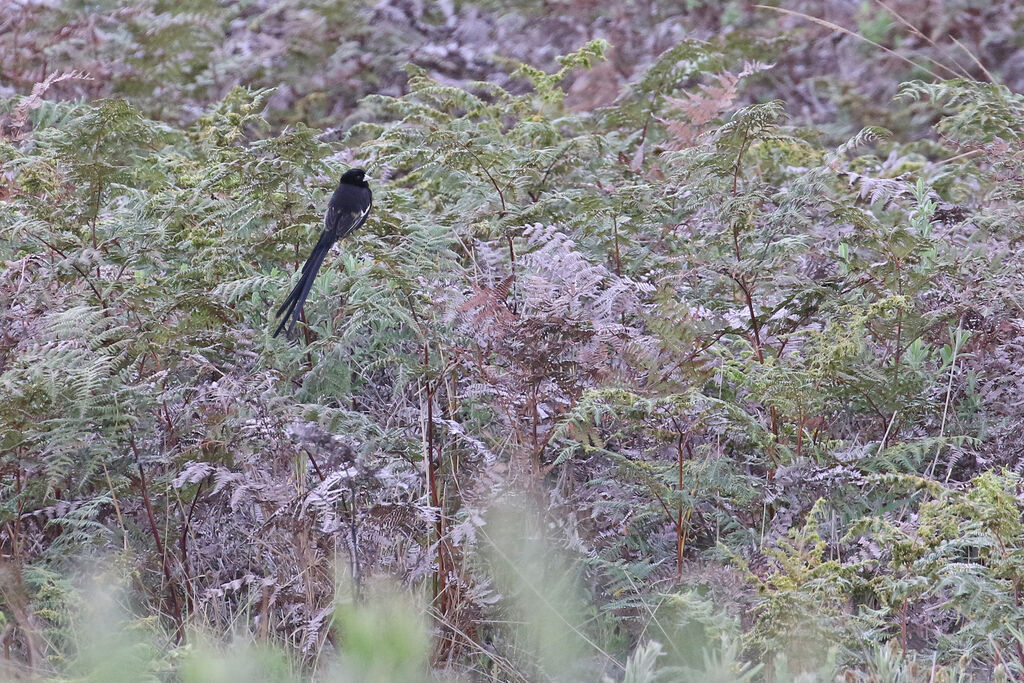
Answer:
top-left (949, 36), bottom-right (996, 84)
top-left (755, 5), bottom-right (949, 81)
top-left (25, 230), bottom-right (106, 306)
top-left (872, 0), bottom-right (974, 79)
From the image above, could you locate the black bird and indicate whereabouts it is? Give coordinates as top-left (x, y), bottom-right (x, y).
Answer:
top-left (274, 168), bottom-right (372, 338)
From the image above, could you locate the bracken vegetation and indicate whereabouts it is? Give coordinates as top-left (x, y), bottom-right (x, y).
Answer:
top-left (3, 1), bottom-right (1024, 681)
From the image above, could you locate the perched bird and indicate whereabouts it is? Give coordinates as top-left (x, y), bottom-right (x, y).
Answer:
top-left (274, 168), bottom-right (372, 338)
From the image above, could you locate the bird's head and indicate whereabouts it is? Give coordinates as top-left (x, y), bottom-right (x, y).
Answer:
top-left (340, 168), bottom-right (368, 186)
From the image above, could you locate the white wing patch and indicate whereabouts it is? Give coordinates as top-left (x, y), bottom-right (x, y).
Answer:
top-left (356, 201), bottom-right (371, 224)
top-left (344, 201), bottom-right (371, 235)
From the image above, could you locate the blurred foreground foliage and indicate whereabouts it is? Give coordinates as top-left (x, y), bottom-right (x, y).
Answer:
top-left (4, 17), bottom-right (1024, 683)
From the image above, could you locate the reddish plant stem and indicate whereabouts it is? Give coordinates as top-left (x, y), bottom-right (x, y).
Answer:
top-left (177, 481), bottom-right (203, 612)
top-left (530, 388), bottom-right (541, 477)
top-left (612, 214), bottom-right (622, 277)
top-left (506, 235), bottom-right (517, 313)
top-left (676, 455), bottom-right (684, 578)
top-left (91, 177), bottom-right (102, 280)
top-left (671, 420), bottom-right (692, 579)
top-left (732, 136), bottom-right (749, 196)
top-left (343, 490), bottom-right (362, 600)
top-left (130, 438), bottom-right (184, 643)
top-left (888, 259), bottom-right (904, 449)
top-left (424, 346), bottom-right (446, 611)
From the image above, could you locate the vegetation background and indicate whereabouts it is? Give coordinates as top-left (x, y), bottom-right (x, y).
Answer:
top-left (3, 0), bottom-right (1024, 680)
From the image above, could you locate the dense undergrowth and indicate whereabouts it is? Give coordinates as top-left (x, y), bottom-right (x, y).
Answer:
top-left (4, 2), bottom-right (1024, 681)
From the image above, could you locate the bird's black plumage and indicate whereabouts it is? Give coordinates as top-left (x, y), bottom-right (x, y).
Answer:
top-left (274, 168), bottom-right (372, 338)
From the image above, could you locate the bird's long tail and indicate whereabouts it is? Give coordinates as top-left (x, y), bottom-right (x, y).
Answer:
top-left (273, 242), bottom-right (331, 338)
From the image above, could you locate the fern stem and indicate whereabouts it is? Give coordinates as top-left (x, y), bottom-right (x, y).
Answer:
top-left (612, 213), bottom-right (622, 278)
top-left (130, 438), bottom-right (185, 643)
top-left (423, 359), bottom-right (448, 622)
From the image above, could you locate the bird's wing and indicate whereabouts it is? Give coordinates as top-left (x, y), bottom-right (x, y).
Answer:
top-left (330, 195), bottom-right (372, 240)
